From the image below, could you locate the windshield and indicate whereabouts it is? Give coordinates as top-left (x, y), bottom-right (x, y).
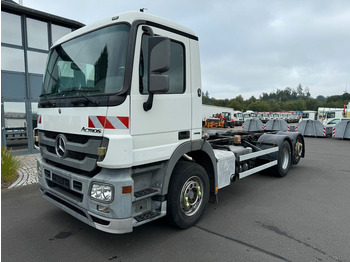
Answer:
top-left (302, 113), bottom-right (309, 118)
top-left (222, 112), bottom-right (231, 119)
top-left (326, 112), bottom-right (336, 118)
top-left (42, 24), bottom-right (130, 98)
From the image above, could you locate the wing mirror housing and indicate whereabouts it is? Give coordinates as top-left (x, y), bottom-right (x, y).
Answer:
top-left (143, 36), bottom-right (171, 111)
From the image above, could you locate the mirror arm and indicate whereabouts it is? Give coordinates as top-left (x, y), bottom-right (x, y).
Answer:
top-left (143, 93), bottom-right (154, 112)
top-left (142, 26), bottom-right (155, 112)
top-left (142, 26), bottom-right (154, 36)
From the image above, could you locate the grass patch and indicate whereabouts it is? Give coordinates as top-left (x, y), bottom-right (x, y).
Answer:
top-left (1, 146), bottom-right (21, 188)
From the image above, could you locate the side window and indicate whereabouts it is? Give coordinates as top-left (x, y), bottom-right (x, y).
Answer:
top-left (139, 34), bottom-right (185, 94)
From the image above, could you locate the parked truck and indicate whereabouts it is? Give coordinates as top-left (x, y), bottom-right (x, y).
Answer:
top-left (299, 111), bottom-right (317, 122)
top-left (35, 11), bottom-right (305, 234)
top-left (233, 111), bottom-right (244, 126)
top-left (321, 105), bottom-right (350, 125)
top-left (202, 104), bottom-right (235, 128)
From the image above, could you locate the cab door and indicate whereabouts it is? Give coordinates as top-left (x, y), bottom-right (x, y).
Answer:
top-left (130, 25), bottom-right (192, 166)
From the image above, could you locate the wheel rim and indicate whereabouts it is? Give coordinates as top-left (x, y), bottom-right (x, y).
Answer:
top-left (180, 176), bottom-right (204, 217)
top-left (295, 141), bottom-right (303, 157)
top-left (281, 146), bottom-right (290, 170)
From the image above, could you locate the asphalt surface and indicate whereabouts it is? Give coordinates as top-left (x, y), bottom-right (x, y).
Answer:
top-left (2, 137), bottom-right (350, 262)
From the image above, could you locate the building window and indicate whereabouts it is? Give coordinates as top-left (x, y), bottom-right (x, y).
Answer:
top-left (26, 18), bottom-right (48, 50)
top-left (1, 46), bottom-right (25, 72)
top-left (4, 102), bottom-right (28, 151)
top-left (27, 51), bottom-right (48, 74)
top-left (1, 12), bottom-right (22, 46)
top-left (52, 24), bottom-right (71, 44)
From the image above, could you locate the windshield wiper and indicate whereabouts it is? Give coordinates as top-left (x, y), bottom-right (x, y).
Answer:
top-left (39, 94), bottom-right (56, 107)
top-left (77, 91), bottom-right (99, 105)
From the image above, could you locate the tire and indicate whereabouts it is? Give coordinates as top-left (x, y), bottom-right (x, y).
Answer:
top-left (293, 135), bottom-right (303, 165)
top-left (167, 161), bottom-right (210, 229)
top-left (271, 140), bottom-right (291, 177)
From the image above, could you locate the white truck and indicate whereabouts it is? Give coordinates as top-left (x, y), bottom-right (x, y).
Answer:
top-left (233, 111), bottom-right (244, 126)
top-left (4, 113), bottom-right (27, 141)
top-left (36, 11), bottom-right (305, 234)
top-left (322, 105), bottom-right (350, 125)
top-left (202, 104), bottom-right (235, 128)
top-left (299, 111), bottom-right (317, 122)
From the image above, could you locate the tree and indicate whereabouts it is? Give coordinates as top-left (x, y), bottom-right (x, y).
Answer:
top-left (296, 84), bottom-right (303, 97)
top-left (316, 95), bottom-right (326, 102)
top-left (304, 87), bottom-right (311, 98)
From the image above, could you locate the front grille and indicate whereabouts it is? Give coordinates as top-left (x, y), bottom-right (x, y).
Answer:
top-left (45, 192), bottom-right (87, 218)
top-left (47, 179), bottom-right (83, 202)
top-left (39, 130), bottom-right (103, 175)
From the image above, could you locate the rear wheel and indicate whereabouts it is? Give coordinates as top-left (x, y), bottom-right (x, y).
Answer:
top-left (167, 161), bottom-right (209, 229)
top-left (293, 136), bottom-right (303, 165)
top-left (272, 141), bottom-right (291, 177)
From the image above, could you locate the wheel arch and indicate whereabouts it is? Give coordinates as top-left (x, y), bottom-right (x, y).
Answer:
top-left (257, 133), bottom-right (293, 160)
top-left (161, 140), bottom-right (217, 197)
top-left (277, 132), bottom-right (305, 158)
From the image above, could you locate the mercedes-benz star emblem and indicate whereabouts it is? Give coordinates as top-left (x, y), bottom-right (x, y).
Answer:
top-left (55, 134), bottom-right (68, 158)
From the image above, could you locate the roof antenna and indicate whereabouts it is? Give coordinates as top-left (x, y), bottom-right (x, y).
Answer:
top-left (140, 8), bottom-right (147, 12)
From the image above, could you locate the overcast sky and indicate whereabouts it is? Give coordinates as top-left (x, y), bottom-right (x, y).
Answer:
top-left (22, 0), bottom-right (350, 100)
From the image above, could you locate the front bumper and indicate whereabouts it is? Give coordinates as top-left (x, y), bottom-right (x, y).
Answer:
top-left (37, 156), bottom-right (134, 234)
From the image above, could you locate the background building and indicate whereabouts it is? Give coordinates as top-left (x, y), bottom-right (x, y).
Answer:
top-left (1, 0), bottom-right (84, 153)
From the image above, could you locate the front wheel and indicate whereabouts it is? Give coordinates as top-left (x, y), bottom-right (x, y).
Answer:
top-left (167, 161), bottom-right (210, 229)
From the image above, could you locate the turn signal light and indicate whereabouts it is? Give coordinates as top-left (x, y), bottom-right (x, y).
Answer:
top-left (122, 186), bottom-right (132, 194)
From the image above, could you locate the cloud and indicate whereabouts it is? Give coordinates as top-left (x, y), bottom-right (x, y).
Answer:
top-left (23, 0), bottom-right (350, 99)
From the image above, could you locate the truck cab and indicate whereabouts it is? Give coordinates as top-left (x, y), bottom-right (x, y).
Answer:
top-left (323, 109), bottom-right (346, 125)
top-left (299, 111), bottom-right (317, 122)
top-left (233, 111), bottom-right (243, 126)
top-left (37, 12), bottom-right (203, 233)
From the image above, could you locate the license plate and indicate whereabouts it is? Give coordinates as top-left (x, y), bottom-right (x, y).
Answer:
top-left (52, 174), bottom-right (70, 189)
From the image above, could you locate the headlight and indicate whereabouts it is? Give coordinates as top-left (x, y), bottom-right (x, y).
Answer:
top-left (89, 183), bottom-right (114, 203)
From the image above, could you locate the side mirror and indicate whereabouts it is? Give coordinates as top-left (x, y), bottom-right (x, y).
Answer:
top-left (143, 36), bottom-right (171, 111)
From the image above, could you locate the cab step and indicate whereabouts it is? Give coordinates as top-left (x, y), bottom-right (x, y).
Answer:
top-left (134, 211), bottom-right (161, 223)
top-left (134, 188), bottom-right (159, 200)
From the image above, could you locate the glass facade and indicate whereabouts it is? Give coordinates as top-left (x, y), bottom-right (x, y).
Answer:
top-left (27, 51), bottom-right (48, 74)
top-left (52, 24), bottom-right (72, 44)
top-left (3, 102), bottom-right (27, 151)
top-left (1, 11), bottom-right (22, 46)
top-left (26, 18), bottom-right (49, 50)
top-left (1, 47), bottom-right (25, 72)
top-left (1, 5), bottom-right (82, 153)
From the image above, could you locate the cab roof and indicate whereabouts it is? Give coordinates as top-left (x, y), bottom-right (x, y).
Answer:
top-left (53, 11), bottom-right (197, 47)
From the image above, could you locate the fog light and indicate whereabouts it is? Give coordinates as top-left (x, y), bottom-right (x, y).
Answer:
top-left (97, 205), bottom-right (110, 213)
top-left (37, 161), bottom-right (42, 177)
top-left (90, 183), bottom-right (114, 203)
